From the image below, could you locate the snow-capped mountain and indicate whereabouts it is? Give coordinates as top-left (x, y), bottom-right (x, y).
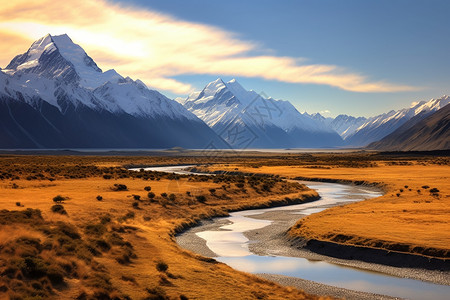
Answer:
top-left (368, 103), bottom-right (450, 151)
top-left (329, 115), bottom-right (367, 139)
top-left (0, 34), bottom-right (222, 149)
top-left (179, 78), bottom-right (343, 148)
top-left (345, 96), bottom-right (450, 147)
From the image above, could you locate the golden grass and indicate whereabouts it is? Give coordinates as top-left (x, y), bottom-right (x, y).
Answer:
top-left (205, 160), bottom-right (450, 258)
top-left (0, 155), bottom-right (324, 300)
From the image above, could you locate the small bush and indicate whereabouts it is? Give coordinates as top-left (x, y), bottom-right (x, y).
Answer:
top-left (53, 195), bottom-right (66, 203)
top-left (112, 184), bottom-right (127, 191)
top-left (160, 193), bottom-right (168, 198)
top-left (96, 195), bottom-right (103, 201)
top-left (51, 204), bottom-right (67, 215)
top-left (148, 192), bottom-right (155, 199)
top-left (156, 261), bottom-right (168, 272)
top-left (209, 188), bottom-right (216, 195)
top-left (146, 286), bottom-right (167, 300)
top-left (85, 224), bottom-right (106, 236)
top-left (144, 186), bottom-right (152, 191)
top-left (15, 202), bottom-right (21, 207)
top-left (422, 185), bottom-right (430, 189)
top-left (168, 194), bottom-right (176, 201)
top-left (196, 195), bottom-right (206, 203)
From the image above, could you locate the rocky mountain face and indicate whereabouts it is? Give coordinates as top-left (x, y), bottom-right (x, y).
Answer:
top-left (179, 78), bottom-right (343, 148)
top-left (344, 96), bottom-right (450, 147)
top-left (0, 34), bottom-right (223, 149)
top-left (368, 103), bottom-right (450, 151)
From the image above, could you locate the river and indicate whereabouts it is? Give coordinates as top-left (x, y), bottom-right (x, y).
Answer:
top-left (133, 165), bottom-right (450, 300)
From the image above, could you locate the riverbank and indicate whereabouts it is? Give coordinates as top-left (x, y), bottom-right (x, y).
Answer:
top-left (176, 184), bottom-right (450, 300)
top-left (201, 160), bottom-right (450, 263)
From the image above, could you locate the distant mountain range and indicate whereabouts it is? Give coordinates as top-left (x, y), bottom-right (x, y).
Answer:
top-left (0, 34), bottom-right (448, 150)
top-left (368, 103), bottom-right (450, 151)
top-left (0, 34), bottom-right (223, 149)
top-left (178, 78), bottom-right (343, 148)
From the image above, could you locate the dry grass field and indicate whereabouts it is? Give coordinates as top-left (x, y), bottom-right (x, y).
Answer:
top-left (203, 153), bottom-right (450, 259)
top-left (0, 155), bottom-right (323, 300)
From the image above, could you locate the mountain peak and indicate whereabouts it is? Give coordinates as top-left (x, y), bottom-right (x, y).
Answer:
top-left (4, 33), bottom-right (122, 89)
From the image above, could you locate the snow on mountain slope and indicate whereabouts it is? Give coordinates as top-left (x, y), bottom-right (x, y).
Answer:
top-left (1, 34), bottom-right (198, 121)
top-left (180, 78), bottom-right (343, 148)
top-left (368, 103), bottom-right (450, 151)
top-left (329, 114), bottom-right (367, 139)
top-left (0, 34), bottom-right (222, 149)
top-left (345, 95), bottom-right (450, 146)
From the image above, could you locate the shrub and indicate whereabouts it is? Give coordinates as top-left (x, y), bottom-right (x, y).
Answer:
top-left (15, 202), bottom-right (21, 207)
top-left (186, 191), bottom-right (191, 196)
top-left (103, 174), bottom-right (112, 179)
top-left (196, 195), bottom-right (206, 203)
top-left (146, 286), bottom-right (167, 300)
top-left (144, 186), bottom-right (152, 192)
top-left (148, 192), bottom-right (155, 199)
top-left (168, 194), bottom-right (176, 201)
top-left (235, 183), bottom-right (244, 189)
top-left (85, 224), bottom-right (106, 236)
top-left (132, 202), bottom-right (139, 209)
top-left (51, 204), bottom-right (67, 215)
top-left (430, 188), bottom-right (440, 193)
top-left (209, 188), bottom-right (216, 195)
top-left (156, 261), bottom-right (168, 272)
top-left (132, 195), bottom-right (141, 201)
top-left (112, 184), bottom-right (127, 191)
top-left (422, 185), bottom-right (430, 189)
top-left (53, 195), bottom-right (66, 203)
top-left (160, 193), bottom-right (168, 198)
top-left (96, 195), bottom-right (103, 201)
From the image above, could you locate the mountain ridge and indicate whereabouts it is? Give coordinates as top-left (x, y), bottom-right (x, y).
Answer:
top-left (0, 34), bottom-right (223, 149)
top-left (179, 78), bottom-right (343, 148)
top-left (368, 103), bottom-right (450, 151)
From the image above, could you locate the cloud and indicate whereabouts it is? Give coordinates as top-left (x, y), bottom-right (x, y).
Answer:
top-left (0, 0), bottom-right (418, 94)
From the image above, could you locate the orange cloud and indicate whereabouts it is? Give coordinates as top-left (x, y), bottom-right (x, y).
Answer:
top-left (0, 0), bottom-right (417, 94)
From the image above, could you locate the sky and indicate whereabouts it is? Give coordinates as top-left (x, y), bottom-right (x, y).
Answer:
top-left (0, 0), bottom-right (449, 117)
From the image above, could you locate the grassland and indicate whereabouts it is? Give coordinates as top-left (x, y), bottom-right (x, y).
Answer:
top-left (0, 155), bottom-right (323, 300)
top-left (201, 152), bottom-right (450, 260)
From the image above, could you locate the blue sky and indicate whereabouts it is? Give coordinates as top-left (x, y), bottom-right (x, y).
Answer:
top-left (1, 0), bottom-right (449, 118)
top-left (112, 0), bottom-right (450, 117)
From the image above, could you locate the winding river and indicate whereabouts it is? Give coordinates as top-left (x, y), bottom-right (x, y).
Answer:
top-left (133, 165), bottom-right (450, 300)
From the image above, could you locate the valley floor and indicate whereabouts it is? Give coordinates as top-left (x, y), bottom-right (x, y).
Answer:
top-left (0, 155), bottom-right (324, 300)
top-left (202, 153), bottom-right (450, 263)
